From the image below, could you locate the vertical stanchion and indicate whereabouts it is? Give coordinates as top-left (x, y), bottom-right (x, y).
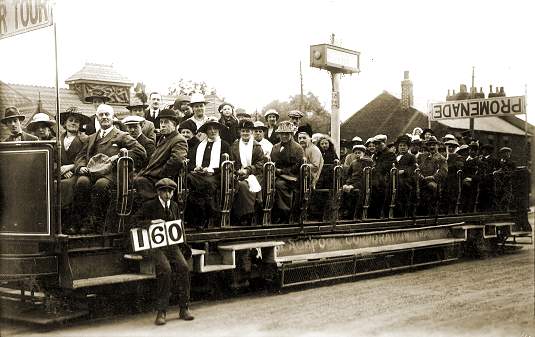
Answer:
top-left (53, 4), bottom-right (62, 234)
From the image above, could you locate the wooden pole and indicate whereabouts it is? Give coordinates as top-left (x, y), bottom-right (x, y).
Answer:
top-left (330, 34), bottom-right (340, 157)
top-left (53, 4), bottom-right (62, 234)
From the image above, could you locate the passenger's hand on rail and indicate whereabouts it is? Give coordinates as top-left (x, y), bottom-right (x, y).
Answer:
top-left (80, 167), bottom-right (90, 174)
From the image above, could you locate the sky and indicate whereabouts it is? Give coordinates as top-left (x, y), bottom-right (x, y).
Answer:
top-left (1, 0), bottom-right (534, 123)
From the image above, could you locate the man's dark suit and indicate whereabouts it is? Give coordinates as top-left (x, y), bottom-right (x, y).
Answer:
top-left (135, 133), bottom-right (156, 171)
top-left (135, 131), bottom-right (188, 200)
top-left (3, 131), bottom-right (38, 141)
top-left (134, 198), bottom-right (190, 312)
top-left (144, 109), bottom-right (160, 129)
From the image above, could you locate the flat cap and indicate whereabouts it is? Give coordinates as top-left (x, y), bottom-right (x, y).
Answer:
top-left (155, 178), bottom-right (177, 190)
top-left (122, 115), bottom-right (145, 125)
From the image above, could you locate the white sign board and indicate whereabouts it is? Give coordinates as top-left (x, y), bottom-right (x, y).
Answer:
top-left (310, 44), bottom-right (360, 74)
top-left (0, 0), bottom-right (53, 40)
top-left (130, 220), bottom-right (184, 252)
top-left (429, 96), bottom-right (526, 121)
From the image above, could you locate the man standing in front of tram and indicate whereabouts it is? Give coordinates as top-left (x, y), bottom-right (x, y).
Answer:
top-left (74, 104), bottom-right (146, 232)
top-left (134, 178), bottom-right (194, 325)
top-left (1, 107), bottom-right (38, 142)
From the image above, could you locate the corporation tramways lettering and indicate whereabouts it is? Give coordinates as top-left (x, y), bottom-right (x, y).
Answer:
top-left (430, 96), bottom-right (525, 121)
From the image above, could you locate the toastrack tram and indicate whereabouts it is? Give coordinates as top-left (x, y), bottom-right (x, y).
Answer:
top-left (0, 140), bottom-right (531, 324)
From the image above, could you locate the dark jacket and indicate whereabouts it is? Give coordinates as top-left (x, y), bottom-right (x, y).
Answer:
top-left (60, 132), bottom-right (88, 165)
top-left (396, 152), bottom-right (417, 176)
top-left (417, 152), bottom-right (448, 182)
top-left (144, 109), bottom-right (160, 129)
top-left (270, 139), bottom-right (304, 178)
top-left (138, 131), bottom-right (188, 180)
top-left (229, 140), bottom-right (266, 179)
top-left (345, 156), bottom-right (374, 188)
top-left (187, 138), bottom-right (231, 174)
top-left (136, 133), bottom-right (156, 170)
top-left (3, 131), bottom-right (38, 142)
top-left (218, 116), bottom-right (240, 145)
top-left (266, 126), bottom-right (280, 145)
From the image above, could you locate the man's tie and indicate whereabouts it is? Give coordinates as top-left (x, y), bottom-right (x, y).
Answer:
top-left (164, 204), bottom-right (171, 221)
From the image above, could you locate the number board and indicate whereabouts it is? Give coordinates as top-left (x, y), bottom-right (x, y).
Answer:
top-left (130, 220), bottom-right (184, 252)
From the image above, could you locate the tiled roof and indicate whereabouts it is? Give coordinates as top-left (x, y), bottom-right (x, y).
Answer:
top-left (65, 63), bottom-right (132, 85)
top-left (1, 81), bottom-right (130, 121)
top-left (341, 91), bottom-right (448, 141)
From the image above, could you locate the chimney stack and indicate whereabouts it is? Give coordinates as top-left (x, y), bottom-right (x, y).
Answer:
top-left (401, 71), bottom-right (413, 110)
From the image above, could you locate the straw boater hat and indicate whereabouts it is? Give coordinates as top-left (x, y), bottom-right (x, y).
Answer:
top-left (364, 137), bottom-right (375, 146)
top-left (122, 115), bottom-right (145, 126)
top-left (26, 113), bottom-right (57, 131)
top-left (275, 120), bottom-right (296, 133)
top-left (288, 110), bottom-right (304, 118)
top-left (198, 117), bottom-right (226, 133)
top-left (372, 134), bottom-right (387, 143)
top-left (1, 106), bottom-right (26, 123)
top-left (126, 97), bottom-right (148, 111)
top-left (84, 89), bottom-right (111, 103)
top-left (60, 106), bottom-right (91, 126)
top-left (442, 134), bottom-right (456, 142)
top-left (189, 93), bottom-right (207, 105)
top-left (264, 109), bottom-right (280, 120)
top-left (444, 139), bottom-right (459, 147)
top-left (352, 136), bottom-right (363, 144)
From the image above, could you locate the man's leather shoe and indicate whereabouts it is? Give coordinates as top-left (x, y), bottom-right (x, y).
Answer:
top-left (179, 307), bottom-right (194, 321)
top-left (155, 310), bottom-right (166, 325)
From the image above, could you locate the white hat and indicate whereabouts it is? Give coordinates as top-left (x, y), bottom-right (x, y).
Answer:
top-left (27, 113), bottom-right (56, 131)
top-left (122, 115), bottom-right (145, 125)
top-left (96, 104), bottom-right (114, 115)
top-left (352, 136), bottom-right (362, 143)
top-left (373, 134), bottom-right (387, 143)
top-left (365, 137), bottom-right (375, 145)
top-left (264, 109), bottom-right (280, 119)
top-left (443, 134), bottom-right (456, 141)
top-left (189, 93), bottom-right (207, 105)
top-left (353, 144), bottom-right (366, 151)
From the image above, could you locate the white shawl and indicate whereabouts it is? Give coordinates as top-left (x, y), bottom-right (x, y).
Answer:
top-left (239, 139), bottom-right (253, 168)
top-left (195, 137), bottom-right (222, 172)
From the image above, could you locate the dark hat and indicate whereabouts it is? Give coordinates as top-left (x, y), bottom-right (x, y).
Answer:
top-left (468, 140), bottom-right (479, 148)
top-left (84, 89), bottom-right (111, 103)
top-left (422, 128), bottom-right (434, 136)
top-left (126, 97), bottom-right (148, 110)
top-left (340, 138), bottom-right (351, 148)
top-left (218, 102), bottom-right (234, 113)
top-left (237, 119), bottom-right (255, 130)
top-left (178, 119), bottom-right (197, 133)
top-left (395, 135), bottom-right (411, 145)
top-left (296, 124), bottom-right (313, 138)
top-left (456, 144), bottom-right (470, 155)
top-left (60, 106), bottom-right (91, 126)
top-left (480, 143), bottom-right (494, 152)
top-left (1, 106), bottom-right (25, 123)
top-left (426, 136), bottom-right (439, 145)
top-left (198, 117), bottom-right (226, 134)
top-left (159, 109), bottom-right (181, 123)
top-left (155, 178), bottom-right (177, 190)
top-left (236, 111), bottom-right (251, 119)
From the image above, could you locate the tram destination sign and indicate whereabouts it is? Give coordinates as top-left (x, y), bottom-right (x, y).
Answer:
top-left (429, 95), bottom-right (526, 121)
top-left (310, 44), bottom-right (360, 74)
top-left (0, 0), bottom-right (53, 40)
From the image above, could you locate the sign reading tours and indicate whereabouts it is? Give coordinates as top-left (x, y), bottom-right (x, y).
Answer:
top-left (0, 0), bottom-right (53, 40)
top-left (429, 96), bottom-right (526, 121)
top-left (130, 220), bottom-right (185, 252)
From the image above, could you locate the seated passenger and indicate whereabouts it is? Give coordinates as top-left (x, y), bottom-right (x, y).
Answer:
top-left (185, 118), bottom-right (230, 228)
top-left (297, 125), bottom-right (323, 188)
top-left (74, 104), bottom-right (146, 232)
top-left (370, 134), bottom-right (396, 218)
top-left (461, 141), bottom-right (481, 212)
top-left (122, 115), bottom-right (156, 171)
top-left (343, 136), bottom-right (362, 167)
top-left (341, 145), bottom-right (373, 219)
top-left (125, 97), bottom-right (156, 142)
top-left (395, 135), bottom-right (416, 216)
top-left (416, 136), bottom-right (447, 215)
top-left (316, 135), bottom-right (339, 189)
top-left (229, 119), bottom-right (266, 225)
top-left (178, 119), bottom-right (200, 152)
top-left (1, 107), bottom-right (38, 142)
top-left (252, 121), bottom-right (273, 158)
top-left (135, 109), bottom-right (187, 201)
top-left (442, 139), bottom-right (464, 214)
top-left (26, 113), bottom-right (56, 140)
top-left (58, 107), bottom-right (90, 234)
top-left (270, 121), bottom-right (304, 223)
top-left (133, 178), bottom-right (194, 325)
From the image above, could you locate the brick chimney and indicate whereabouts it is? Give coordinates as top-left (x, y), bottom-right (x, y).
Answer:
top-left (401, 71), bottom-right (413, 110)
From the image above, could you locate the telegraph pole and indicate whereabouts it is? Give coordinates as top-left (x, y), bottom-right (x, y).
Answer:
top-left (300, 61), bottom-right (304, 112)
top-left (470, 66), bottom-right (475, 138)
top-left (330, 33), bottom-right (341, 156)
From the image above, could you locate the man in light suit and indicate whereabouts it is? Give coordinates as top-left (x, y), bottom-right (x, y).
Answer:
top-left (74, 104), bottom-right (146, 232)
top-left (134, 109), bottom-right (188, 201)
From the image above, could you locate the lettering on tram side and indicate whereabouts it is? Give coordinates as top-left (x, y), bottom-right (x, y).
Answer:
top-left (429, 96), bottom-right (525, 121)
top-left (0, 0), bottom-right (53, 40)
top-left (130, 220), bottom-right (184, 252)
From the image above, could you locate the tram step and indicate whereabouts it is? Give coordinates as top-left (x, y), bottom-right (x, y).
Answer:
top-left (72, 273), bottom-right (155, 289)
top-left (273, 238), bottom-right (465, 264)
top-left (510, 231), bottom-right (532, 237)
top-left (218, 241), bottom-right (285, 251)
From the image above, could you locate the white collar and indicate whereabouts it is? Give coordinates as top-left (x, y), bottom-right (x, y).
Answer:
top-left (100, 126), bottom-right (113, 138)
top-left (158, 197), bottom-right (170, 209)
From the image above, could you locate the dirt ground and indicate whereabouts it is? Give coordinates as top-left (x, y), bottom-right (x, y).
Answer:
top-left (2, 240), bottom-right (534, 337)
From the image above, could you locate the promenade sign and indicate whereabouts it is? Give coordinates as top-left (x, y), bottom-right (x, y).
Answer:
top-left (0, 0), bottom-right (53, 40)
top-left (429, 96), bottom-right (526, 121)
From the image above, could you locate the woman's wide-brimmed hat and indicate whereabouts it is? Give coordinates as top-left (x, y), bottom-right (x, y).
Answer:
top-left (26, 113), bottom-right (56, 131)
top-left (198, 117), bottom-right (227, 134)
top-left (189, 93), bottom-right (207, 105)
top-left (275, 120), bottom-right (296, 133)
top-left (60, 106), bottom-right (91, 126)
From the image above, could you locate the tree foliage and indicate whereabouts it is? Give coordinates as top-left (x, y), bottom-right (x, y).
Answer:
top-left (262, 92), bottom-right (331, 133)
top-left (168, 79), bottom-right (217, 96)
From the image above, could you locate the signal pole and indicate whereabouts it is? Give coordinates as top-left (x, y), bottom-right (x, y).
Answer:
top-left (330, 33), bottom-right (341, 156)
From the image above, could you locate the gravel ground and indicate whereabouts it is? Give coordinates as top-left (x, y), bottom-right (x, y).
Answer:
top-left (2, 241), bottom-right (534, 337)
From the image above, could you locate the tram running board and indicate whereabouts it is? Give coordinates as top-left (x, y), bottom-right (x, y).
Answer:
top-left (72, 274), bottom-right (155, 289)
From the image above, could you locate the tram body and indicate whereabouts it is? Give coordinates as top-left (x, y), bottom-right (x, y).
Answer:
top-left (0, 141), bottom-right (531, 324)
